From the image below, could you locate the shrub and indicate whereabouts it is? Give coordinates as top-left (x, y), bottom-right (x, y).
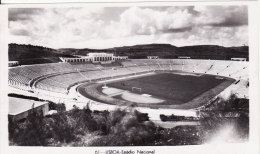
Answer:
top-left (91, 109), bottom-right (159, 146)
top-left (9, 111), bottom-right (48, 146)
top-left (199, 94), bottom-right (249, 143)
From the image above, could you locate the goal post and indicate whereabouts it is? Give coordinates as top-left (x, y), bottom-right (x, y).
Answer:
top-left (131, 87), bottom-right (142, 93)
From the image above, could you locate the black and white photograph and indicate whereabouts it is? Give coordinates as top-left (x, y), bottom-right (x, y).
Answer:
top-left (0, 2), bottom-right (259, 154)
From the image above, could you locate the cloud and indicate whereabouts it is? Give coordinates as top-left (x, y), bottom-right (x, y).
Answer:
top-left (194, 6), bottom-right (248, 27)
top-left (113, 7), bottom-right (194, 36)
top-left (8, 6), bottom-right (248, 49)
top-left (10, 29), bottom-right (31, 36)
top-left (9, 7), bottom-right (106, 47)
top-left (160, 27), bottom-right (192, 33)
top-left (9, 8), bottom-right (44, 21)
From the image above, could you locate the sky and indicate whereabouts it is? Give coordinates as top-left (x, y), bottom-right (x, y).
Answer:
top-left (8, 6), bottom-right (248, 49)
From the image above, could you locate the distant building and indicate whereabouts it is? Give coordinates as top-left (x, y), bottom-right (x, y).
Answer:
top-left (59, 56), bottom-right (91, 63)
top-left (231, 58), bottom-right (246, 61)
top-left (8, 61), bottom-right (19, 67)
top-left (60, 53), bottom-right (128, 63)
top-left (178, 56), bottom-right (191, 59)
top-left (147, 56), bottom-right (159, 59)
top-left (113, 56), bottom-right (128, 61)
top-left (8, 97), bottom-right (49, 121)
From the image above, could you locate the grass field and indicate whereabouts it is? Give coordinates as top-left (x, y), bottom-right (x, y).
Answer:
top-left (107, 73), bottom-right (227, 105)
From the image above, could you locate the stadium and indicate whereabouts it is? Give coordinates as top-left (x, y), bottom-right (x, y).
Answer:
top-left (8, 54), bottom-right (249, 121)
top-left (6, 5), bottom-right (252, 147)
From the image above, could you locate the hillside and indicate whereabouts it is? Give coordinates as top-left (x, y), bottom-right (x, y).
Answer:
top-left (58, 44), bottom-right (248, 60)
top-left (9, 43), bottom-right (249, 65)
top-left (179, 45), bottom-right (249, 60)
top-left (9, 43), bottom-right (75, 65)
top-left (57, 44), bottom-right (179, 59)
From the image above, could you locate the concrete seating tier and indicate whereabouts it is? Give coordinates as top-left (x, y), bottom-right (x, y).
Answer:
top-left (8, 59), bottom-right (248, 94)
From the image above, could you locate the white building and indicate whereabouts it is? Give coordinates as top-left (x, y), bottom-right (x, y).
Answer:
top-left (231, 58), bottom-right (247, 61)
top-left (147, 56), bottom-right (159, 59)
top-left (8, 61), bottom-right (19, 67)
top-left (60, 53), bottom-right (128, 63)
top-left (113, 56), bottom-right (128, 61)
top-left (178, 56), bottom-right (191, 59)
top-left (60, 57), bottom-right (91, 63)
top-left (8, 97), bottom-right (49, 121)
top-left (88, 53), bottom-right (114, 63)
